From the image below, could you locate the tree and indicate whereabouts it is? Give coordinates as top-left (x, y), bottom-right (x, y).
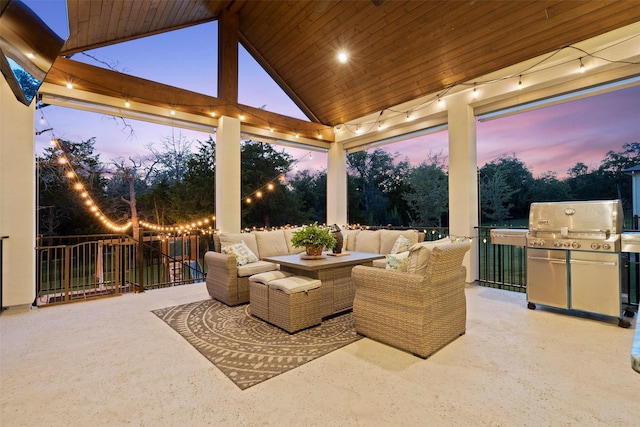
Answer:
top-left (347, 149), bottom-right (398, 225)
top-left (37, 138), bottom-right (107, 236)
top-left (288, 170), bottom-right (326, 223)
top-left (403, 153), bottom-right (449, 227)
top-left (529, 171), bottom-right (571, 203)
top-left (598, 142), bottom-right (638, 203)
top-left (479, 155), bottom-right (534, 219)
top-left (240, 140), bottom-right (294, 228)
top-left (145, 131), bottom-right (195, 185)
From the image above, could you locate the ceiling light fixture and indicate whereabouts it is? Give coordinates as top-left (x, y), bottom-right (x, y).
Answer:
top-left (472, 83), bottom-right (478, 98)
top-left (579, 57), bottom-right (585, 73)
top-left (518, 75), bottom-right (523, 89)
top-left (124, 99), bottom-right (130, 108)
top-left (337, 51), bottom-right (348, 63)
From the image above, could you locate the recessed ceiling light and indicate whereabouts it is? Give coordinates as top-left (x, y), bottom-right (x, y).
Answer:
top-left (337, 51), bottom-right (348, 63)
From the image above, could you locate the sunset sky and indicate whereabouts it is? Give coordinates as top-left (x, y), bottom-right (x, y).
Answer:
top-left (29, 0), bottom-right (639, 180)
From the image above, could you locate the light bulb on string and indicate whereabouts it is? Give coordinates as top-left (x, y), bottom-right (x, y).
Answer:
top-left (579, 57), bottom-right (585, 73)
top-left (518, 75), bottom-right (523, 89)
top-left (472, 83), bottom-right (478, 98)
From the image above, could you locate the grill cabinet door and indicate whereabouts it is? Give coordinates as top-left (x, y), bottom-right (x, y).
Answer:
top-left (526, 248), bottom-right (568, 308)
top-left (569, 252), bottom-right (620, 317)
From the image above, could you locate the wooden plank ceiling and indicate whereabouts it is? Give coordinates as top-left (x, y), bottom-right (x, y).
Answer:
top-left (50, 0), bottom-right (640, 132)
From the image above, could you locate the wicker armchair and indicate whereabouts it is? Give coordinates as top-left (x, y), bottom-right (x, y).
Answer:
top-left (352, 241), bottom-right (471, 358)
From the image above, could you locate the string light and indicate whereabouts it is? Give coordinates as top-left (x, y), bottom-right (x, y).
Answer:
top-left (50, 38), bottom-right (636, 142)
top-left (125, 99), bottom-right (130, 108)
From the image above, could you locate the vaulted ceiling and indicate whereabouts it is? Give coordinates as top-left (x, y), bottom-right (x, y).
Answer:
top-left (45, 0), bottom-right (640, 139)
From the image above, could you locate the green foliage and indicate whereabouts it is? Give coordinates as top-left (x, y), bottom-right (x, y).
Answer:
top-left (290, 222), bottom-right (336, 250)
top-left (480, 168), bottom-right (515, 222)
top-left (37, 131), bottom-right (636, 236)
top-left (37, 138), bottom-right (107, 235)
top-left (479, 155), bottom-right (534, 220)
top-left (403, 152), bottom-right (448, 227)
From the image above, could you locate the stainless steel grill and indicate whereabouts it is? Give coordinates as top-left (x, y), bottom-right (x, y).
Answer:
top-left (524, 200), bottom-right (633, 327)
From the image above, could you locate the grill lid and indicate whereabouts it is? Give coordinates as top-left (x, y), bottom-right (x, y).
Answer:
top-left (528, 200), bottom-right (623, 237)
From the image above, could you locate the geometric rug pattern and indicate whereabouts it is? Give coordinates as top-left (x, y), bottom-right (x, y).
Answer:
top-left (152, 299), bottom-right (362, 389)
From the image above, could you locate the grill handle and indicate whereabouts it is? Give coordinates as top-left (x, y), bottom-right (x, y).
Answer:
top-left (529, 228), bottom-right (611, 237)
top-left (569, 259), bottom-right (617, 267)
top-left (527, 256), bottom-right (566, 264)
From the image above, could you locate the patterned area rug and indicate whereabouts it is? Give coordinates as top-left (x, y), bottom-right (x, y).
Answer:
top-left (152, 299), bottom-right (362, 390)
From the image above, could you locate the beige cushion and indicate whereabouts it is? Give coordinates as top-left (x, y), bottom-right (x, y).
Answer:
top-left (372, 258), bottom-right (387, 269)
top-left (249, 270), bottom-right (293, 284)
top-left (406, 238), bottom-right (451, 275)
top-left (342, 229), bottom-right (360, 251)
top-left (379, 230), bottom-right (419, 254)
top-left (219, 233), bottom-right (259, 259)
top-left (237, 260), bottom-right (279, 277)
top-left (355, 230), bottom-right (380, 253)
top-left (253, 229), bottom-right (289, 258)
top-left (283, 227), bottom-right (306, 254)
top-left (268, 276), bottom-right (321, 294)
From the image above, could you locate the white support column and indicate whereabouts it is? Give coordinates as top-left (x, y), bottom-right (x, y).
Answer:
top-left (0, 79), bottom-right (36, 307)
top-left (447, 94), bottom-right (479, 283)
top-left (215, 116), bottom-right (241, 232)
top-left (326, 143), bottom-right (348, 227)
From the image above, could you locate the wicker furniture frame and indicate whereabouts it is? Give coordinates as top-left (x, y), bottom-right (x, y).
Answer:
top-left (352, 241), bottom-right (471, 359)
top-left (249, 281), bottom-right (322, 333)
top-left (263, 252), bottom-right (384, 318)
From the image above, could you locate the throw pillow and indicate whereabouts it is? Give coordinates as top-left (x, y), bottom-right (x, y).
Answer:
top-left (222, 241), bottom-right (259, 266)
top-left (390, 235), bottom-right (412, 254)
top-left (385, 251), bottom-right (410, 271)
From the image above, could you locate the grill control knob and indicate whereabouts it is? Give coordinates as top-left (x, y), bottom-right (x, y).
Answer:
top-left (571, 241), bottom-right (580, 249)
top-left (553, 241), bottom-right (561, 248)
top-left (602, 243), bottom-right (611, 250)
top-left (563, 242), bottom-right (570, 248)
top-left (590, 242), bottom-right (600, 250)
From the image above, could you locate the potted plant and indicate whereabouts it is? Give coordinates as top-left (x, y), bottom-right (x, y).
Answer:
top-left (291, 222), bottom-right (337, 256)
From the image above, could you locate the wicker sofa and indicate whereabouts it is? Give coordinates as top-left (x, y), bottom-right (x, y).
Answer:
top-left (352, 240), bottom-right (471, 358)
top-left (204, 228), bottom-right (424, 307)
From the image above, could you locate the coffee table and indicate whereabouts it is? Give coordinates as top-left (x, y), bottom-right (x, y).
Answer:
top-left (263, 252), bottom-right (384, 318)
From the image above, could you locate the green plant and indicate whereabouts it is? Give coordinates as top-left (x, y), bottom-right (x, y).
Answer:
top-left (291, 222), bottom-right (337, 250)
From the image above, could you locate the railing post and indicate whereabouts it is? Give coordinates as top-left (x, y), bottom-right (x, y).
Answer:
top-left (137, 230), bottom-right (145, 293)
top-left (63, 245), bottom-right (71, 302)
top-left (0, 236), bottom-right (8, 312)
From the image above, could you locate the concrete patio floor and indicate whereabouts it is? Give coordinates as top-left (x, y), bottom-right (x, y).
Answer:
top-left (1, 283), bottom-right (638, 426)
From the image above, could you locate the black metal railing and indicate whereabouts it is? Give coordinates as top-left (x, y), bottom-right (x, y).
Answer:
top-left (35, 232), bottom-right (211, 306)
top-left (476, 226), bottom-right (527, 293)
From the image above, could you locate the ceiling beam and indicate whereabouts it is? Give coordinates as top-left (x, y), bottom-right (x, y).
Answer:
top-left (217, 8), bottom-right (239, 103)
top-left (43, 57), bottom-right (334, 142)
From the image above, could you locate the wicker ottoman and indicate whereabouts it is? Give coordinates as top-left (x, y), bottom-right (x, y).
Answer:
top-left (267, 276), bottom-right (322, 333)
top-left (249, 271), bottom-right (294, 322)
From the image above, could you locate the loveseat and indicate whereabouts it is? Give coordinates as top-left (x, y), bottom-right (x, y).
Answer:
top-left (204, 228), bottom-right (424, 306)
